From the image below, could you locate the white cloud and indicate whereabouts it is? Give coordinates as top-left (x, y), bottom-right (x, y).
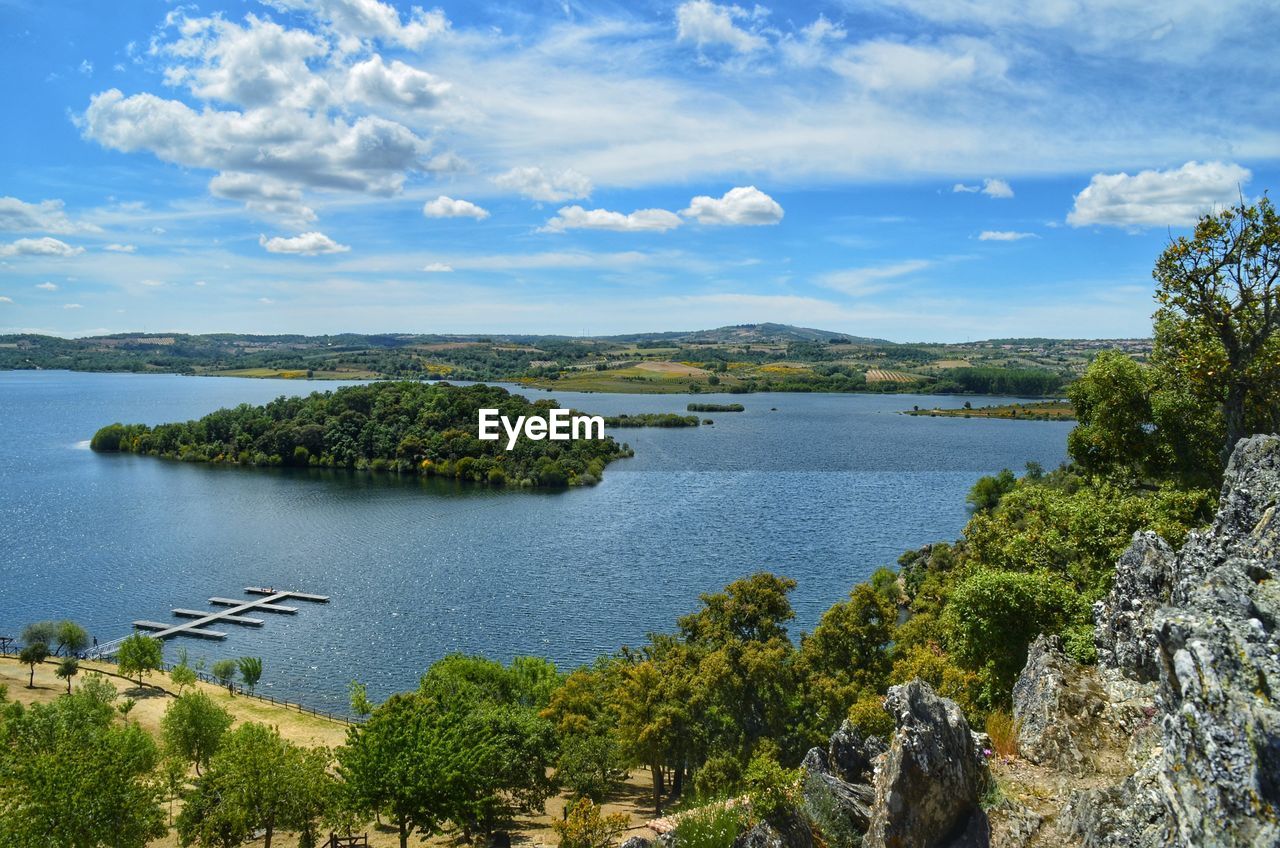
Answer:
top-left (982, 178), bottom-right (1013, 198)
top-left (0, 296), bottom-right (12, 304)
top-left (681, 186), bottom-right (783, 225)
top-left (36, 282), bottom-right (58, 291)
top-left (493, 166), bottom-right (593, 202)
top-left (160, 14), bottom-right (331, 111)
top-left (818, 259), bottom-right (933, 295)
top-left (265, 0), bottom-right (448, 49)
top-left (104, 243), bottom-right (138, 253)
top-left (978, 230), bottom-right (1036, 241)
top-left (541, 205), bottom-right (683, 233)
top-left (259, 297), bottom-right (276, 304)
top-left (63, 303), bottom-right (83, 309)
top-left (833, 38), bottom-right (1007, 92)
top-left (952, 178), bottom-right (1013, 198)
top-left (84, 89), bottom-right (429, 197)
top-left (423, 196), bottom-right (489, 220)
top-left (259, 231), bottom-right (351, 255)
top-left (676, 1), bottom-right (767, 53)
top-left (0, 237), bottom-right (85, 258)
top-left (1067, 160), bottom-right (1251, 228)
top-left (210, 173), bottom-right (317, 224)
top-left (345, 55), bottom-right (449, 109)
top-left (0, 197), bottom-right (101, 234)
top-left (422, 262), bottom-right (454, 272)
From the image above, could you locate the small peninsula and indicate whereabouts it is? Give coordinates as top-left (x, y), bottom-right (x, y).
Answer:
top-left (90, 381), bottom-right (629, 487)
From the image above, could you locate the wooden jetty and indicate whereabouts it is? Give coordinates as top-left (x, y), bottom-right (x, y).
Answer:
top-left (120, 588), bottom-right (330, 646)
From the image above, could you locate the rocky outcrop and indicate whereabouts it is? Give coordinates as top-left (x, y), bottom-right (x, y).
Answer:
top-left (1093, 532), bottom-right (1176, 680)
top-left (1011, 635), bottom-right (1113, 774)
top-left (828, 718), bottom-right (886, 784)
top-left (731, 810), bottom-right (814, 848)
top-left (864, 680), bottom-right (985, 848)
top-left (1061, 434), bottom-right (1280, 848)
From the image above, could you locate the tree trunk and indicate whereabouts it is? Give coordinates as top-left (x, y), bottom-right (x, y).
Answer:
top-left (652, 762), bottom-right (665, 815)
top-left (399, 815), bottom-right (409, 848)
top-left (28, 665), bottom-right (34, 688)
top-left (672, 762), bottom-right (684, 799)
top-left (1223, 381), bottom-right (1248, 466)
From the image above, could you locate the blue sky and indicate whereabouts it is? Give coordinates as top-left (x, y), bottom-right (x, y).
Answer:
top-left (1, 0), bottom-right (1277, 341)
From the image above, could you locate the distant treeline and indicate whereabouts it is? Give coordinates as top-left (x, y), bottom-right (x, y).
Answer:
top-left (688, 403), bottom-right (745, 412)
top-left (601, 413), bottom-right (700, 427)
top-left (930, 367), bottom-right (1063, 396)
top-left (90, 382), bottom-right (628, 487)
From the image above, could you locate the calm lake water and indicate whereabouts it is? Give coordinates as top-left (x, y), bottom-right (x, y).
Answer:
top-left (0, 371), bottom-right (1071, 710)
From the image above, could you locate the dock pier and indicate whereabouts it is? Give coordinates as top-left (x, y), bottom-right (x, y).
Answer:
top-left (90, 588), bottom-right (329, 658)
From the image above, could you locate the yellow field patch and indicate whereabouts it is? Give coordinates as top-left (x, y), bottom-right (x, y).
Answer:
top-left (634, 360), bottom-right (711, 376)
top-left (866, 368), bottom-right (917, 383)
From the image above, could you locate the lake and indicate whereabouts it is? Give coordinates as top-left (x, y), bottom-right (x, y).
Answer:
top-left (0, 370), bottom-right (1071, 710)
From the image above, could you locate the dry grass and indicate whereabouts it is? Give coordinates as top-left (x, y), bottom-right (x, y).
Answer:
top-left (865, 369), bottom-right (917, 383)
top-left (985, 710), bottom-right (1020, 759)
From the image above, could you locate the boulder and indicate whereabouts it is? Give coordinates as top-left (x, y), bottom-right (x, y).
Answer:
top-left (828, 719), bottom-right (886, 784)
top-left (731, 809), bottom-right (813, 848)
top-left (1011, 635), bottom-right (1111, 774)
top-left (621, 838), bottom-right (652, 848)
top-left (863, 680), bottom-right (985, 848)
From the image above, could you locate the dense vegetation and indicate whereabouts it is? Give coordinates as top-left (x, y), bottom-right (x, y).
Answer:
top-left (601, 413), bottom-right (701, 427)
top-left (90, 382), bottom-right (629, 488)
top-left (688, 403), bottom-right (745, 412)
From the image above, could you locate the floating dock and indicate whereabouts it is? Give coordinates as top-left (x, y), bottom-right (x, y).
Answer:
top-left (105, 588), bottom-right (330, 651)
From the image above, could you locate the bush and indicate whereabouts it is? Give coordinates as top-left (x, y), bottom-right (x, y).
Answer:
top-left (846, 694), bottom-right (894, 739)
top-left (552, 799), bottom-right (629, 848)
top-left (671, 802), bottom-right (748, 848)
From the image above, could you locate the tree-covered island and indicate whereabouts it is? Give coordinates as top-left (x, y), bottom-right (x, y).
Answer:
top-left (90, 381), bottom-right (631, 488)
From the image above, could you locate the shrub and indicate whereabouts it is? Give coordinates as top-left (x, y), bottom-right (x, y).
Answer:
top-left (671, 802), bottom-right (748, 848)
top-left (846, 694), bottom-right (894, 740)
top-left (552, 799), bottom-right (629, 848)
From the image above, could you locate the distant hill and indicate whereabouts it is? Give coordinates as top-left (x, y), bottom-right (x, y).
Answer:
top-left (598, 323), bottom-right (892, 345)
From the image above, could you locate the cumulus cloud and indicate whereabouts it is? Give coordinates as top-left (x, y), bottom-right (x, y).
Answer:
top-left (1067, 160), bottom-right (1251, 228)
top-left (423, 196), bottom-right (489, 220)
top-left (493, 166), bottom-right (593, 202)
top-left (258, 231), bottom-right (350, 254)
top-left (817, 259), bottom-right (932, 296)
top-left (978, 230), bottom-right (1036, 241)
top-left (160, 14), bottom-right (331, 111)
top-left (676, 1), bottom-right (768, 53)
top-left (0, 237), bottom-right (85, 257)
top-left (681, 186), bottom-right (784, 225)
top-left (104, 243), bottom-right (137, 253)
top-left (63, 303), bottom-right (83, 309)
top-left (422, 262), bottom-right (454, 272)
top-left (265, 0), bottom-right (448, 49)
top-left (0, 296), bottom-right (12, 304)
top-left (345, 55), bottom-right (449, 109)
top-left (84, 89), bottom-right (429, 197)
top-left (541, 206), bottom-right (683, 233)
top-left (952, 178), bottom-right (1013, 198)
top-left (210, 172), bottom-right (317, 224)
top-left (0, 197), bottom-right (101, 234)
top-left (36, 282), bottom-right (58, 291)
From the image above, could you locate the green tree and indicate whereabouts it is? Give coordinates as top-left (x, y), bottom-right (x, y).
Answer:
top-left (170, 662), bottom-right (198, 694)
top-left (177, 722), bottom-right (331, 848)
top-left (117, 633), bottom-right (163, 689)
top-left (966, 468), bottom-right (1017, 512)
top-left (55, 620), bottom-right (90, 657)
top-left (336, 693), bottom-right (468, 848)
top-left (798, 584), bottom-right (895, 737)
top-left (1067, 351), bottom-right (1159, 480)
top-left (18, 642), bottom-right (48, 688)
top-left (162, 691), bottom-right (233, 775)
top-left (349, 680), bottom-right (374, 718)
top-left (1152, 194), bottom-right (1280, 464)
top-left (211, 658), bottom-right (237, 694)
top-left (0, 684), bottom-right (166, 848)
top-left (20, 621), bottom-right (58, 652)
top-left (236, 656), bottom-right (263, 694)
top-left (556, 732), bottom-right (625, 803)
top-left (55, 656), bottom-right (79, 693)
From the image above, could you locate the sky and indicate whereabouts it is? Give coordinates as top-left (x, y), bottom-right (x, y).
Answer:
top-left (0, 0), bottom-right (1277, 342)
